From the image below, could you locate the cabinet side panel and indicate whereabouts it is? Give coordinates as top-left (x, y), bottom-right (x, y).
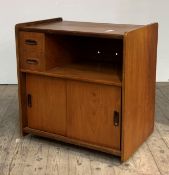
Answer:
top-left (122, 23), bottom-right (158, 161)
top-left (15, 27), bottom-right (28, 135)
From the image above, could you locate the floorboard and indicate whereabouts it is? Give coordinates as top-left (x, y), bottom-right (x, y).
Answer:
top-left (0, 83), bottom-right (169, 175)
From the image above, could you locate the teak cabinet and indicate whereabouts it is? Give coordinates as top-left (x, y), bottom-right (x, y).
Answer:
top-left (15, 18), bottom-right (158, 161)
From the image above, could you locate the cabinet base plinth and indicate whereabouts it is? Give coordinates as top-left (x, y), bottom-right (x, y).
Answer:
top-left (23, 127), bottom-right (121, 157)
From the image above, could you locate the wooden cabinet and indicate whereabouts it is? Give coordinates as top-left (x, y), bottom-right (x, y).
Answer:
top-left (15, 18), bottom-right (158, 161)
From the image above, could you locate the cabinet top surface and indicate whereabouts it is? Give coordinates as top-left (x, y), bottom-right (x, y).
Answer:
top-left (17, 18), bottom-right (145, 38)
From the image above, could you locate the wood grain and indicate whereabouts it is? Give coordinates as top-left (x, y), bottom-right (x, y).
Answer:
top-left (0, 87), bottom-right (19, 174)
top-left (16, 18), bottom-right (158, 161)
top-left (21, 63), bottom-right (122, 86)
top-left (67, 80), bottom-right (121, 150)
top-left (26, 74), bottom-right (67, 135)
top-left (18, 19), bottom-right (144, 39)
top-left (23, 127), bottom-right (121, 156)
top-left (1, 84), bottom-right (169, 175)
top-left (19, 32), bottom-right (45, 71)
top-left (22, 137), bottom-right (49, 175)
top-left (44, 141), bottom-right (70, 175)
top-left (0, 86), bottom-right (16, 121)
top-left (122, 23), bottom-right (158, 161)
top-left (45, 34), bottom-right (73, 69)
top-left (146, 125), bottom-right (169, 175)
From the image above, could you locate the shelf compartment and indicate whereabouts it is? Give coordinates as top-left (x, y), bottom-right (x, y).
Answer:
top-left (21, 63), bottom-right (122, 86)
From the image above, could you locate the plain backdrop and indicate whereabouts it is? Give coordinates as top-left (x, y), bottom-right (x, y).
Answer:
top-left (0, 0), bottom-right (168, 84)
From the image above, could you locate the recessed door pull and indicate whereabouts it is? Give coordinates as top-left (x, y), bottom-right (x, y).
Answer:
top-left (27, 94), bottom-right (32, 107)
top-left (114, 111), bottom-right (119, 126)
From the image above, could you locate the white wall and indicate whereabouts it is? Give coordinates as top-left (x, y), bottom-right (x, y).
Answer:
top-left (0, 0), bottom-right (168, 83)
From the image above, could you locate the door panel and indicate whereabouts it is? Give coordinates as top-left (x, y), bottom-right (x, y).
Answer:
top-left (67, 81), bottom-right (121, 150)
top-left (26, 74), bottom-right (66, 135)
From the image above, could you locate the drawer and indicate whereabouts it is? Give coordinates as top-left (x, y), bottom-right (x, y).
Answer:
top-left (19, 32), bottom-right (45, 71)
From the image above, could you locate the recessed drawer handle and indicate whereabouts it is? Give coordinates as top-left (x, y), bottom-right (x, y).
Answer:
top-left (25, 39), bottom-right (37, 45)
top-left (26, 59), bottom-right (38, 65)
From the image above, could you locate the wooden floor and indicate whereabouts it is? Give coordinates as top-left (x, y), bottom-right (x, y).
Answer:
top-left (0, 84), bottom-right (169, 175)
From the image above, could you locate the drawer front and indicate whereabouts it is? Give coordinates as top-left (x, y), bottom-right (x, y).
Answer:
top-left (19, 32), bottom-right (45, 71)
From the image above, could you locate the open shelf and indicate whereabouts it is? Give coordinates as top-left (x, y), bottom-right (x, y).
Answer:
top-left (20, 33), bottom-right (123, 86)
top-left (21, 62), bottom-right (122, 86)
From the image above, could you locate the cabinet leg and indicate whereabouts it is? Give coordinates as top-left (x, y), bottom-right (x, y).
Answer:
top-left (21, 129), bottom-right (28, 137)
